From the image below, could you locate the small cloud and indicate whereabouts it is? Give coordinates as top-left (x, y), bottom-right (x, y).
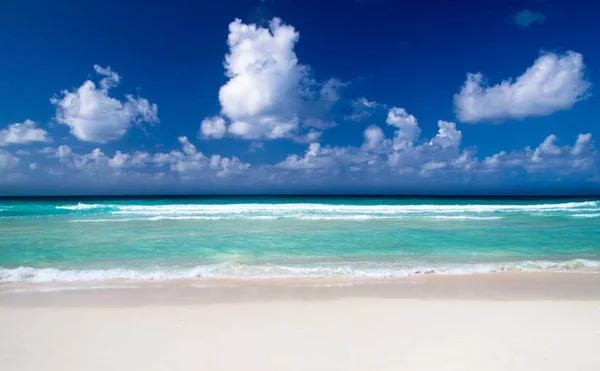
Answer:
top-left (345, 97), bottom-right (380, 122)
top-left (0, 120), bottom-right (52, 147)
top-left (512, 10), bottom-right (546, 28)
top-left (248, 141), bottom-right (265, 153)
top-left (200, 116), bottom-right (227, 139)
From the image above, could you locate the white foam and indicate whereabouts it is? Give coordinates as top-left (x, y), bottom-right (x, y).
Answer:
top-left (54, 201), bottom-right (600, 222)
top-left (2, 259), bottom-right (599, 283)
top-left (0, 285), bottom-right (138, 294)
top-left (428, 216), bottom-right (504, 220)
top-left (294, 215), bottom-right (397, 220)
top-left (573, 213), bottom-right (600, 218)
top-left (70, 216), bottom-right (281, 223)
top-left (106, 201), bottom-right (597, 217)
top-left (56, 203), bottom-right (107, 211)
top-left (70, 214), bottom-right (504, 222)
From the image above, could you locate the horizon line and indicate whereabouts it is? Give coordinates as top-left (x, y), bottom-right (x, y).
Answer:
top-left (1, 194), bottom-right (599, 199)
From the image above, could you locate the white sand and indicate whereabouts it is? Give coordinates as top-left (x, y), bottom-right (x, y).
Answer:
top-left (1, 274), bottom-right (600, 371)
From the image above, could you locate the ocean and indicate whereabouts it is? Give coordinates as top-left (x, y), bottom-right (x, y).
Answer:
top-left (1, 196), bottom-right (599, 283)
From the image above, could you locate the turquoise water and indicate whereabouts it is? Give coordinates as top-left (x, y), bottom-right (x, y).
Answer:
top-left (1, 197), bottom-right (599, 282)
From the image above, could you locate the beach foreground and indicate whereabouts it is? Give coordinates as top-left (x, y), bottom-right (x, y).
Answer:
top-left (1, 273), bottom-right (600, 371)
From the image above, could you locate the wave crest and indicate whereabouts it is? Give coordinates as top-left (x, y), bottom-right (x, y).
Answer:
top-left (56, 203), bottom-right (108, 211)
top-left (2, 259), bottom-right (599, 283)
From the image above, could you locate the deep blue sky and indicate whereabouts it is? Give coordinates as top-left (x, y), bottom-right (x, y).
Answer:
top-left (0, 0), bottom-right (599, 195)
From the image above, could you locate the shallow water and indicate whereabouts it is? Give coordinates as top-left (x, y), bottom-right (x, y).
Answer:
top-left (1, 197), bottom-right (599, 282)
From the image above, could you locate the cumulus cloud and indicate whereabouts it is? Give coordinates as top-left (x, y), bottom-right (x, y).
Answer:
top-left (51, 65), bottom-right (158, 143)
top-left (277, 142), bottom-right (376, 170)
top-left (42, 137), bottom-right (250, 179)
top-left (454, 51), bottom-right (591, 123)
top-left (203, 18), bottom-right (341, 141)
top-left (277, 107), bottom-right (468, 175)
top-left (217, 18), bottom-right (305, 139)
top-left (200, 116), bottom-right (227, 139)
top-left (387, 107), bottom-right (421, 149)
top-left (429, 121), bottom-right (462, 149)
top-left (0, 149), bottom-right (19, 169)
top-left (483, 133), bottom-right (596, 173)
top-left (513, 10), bottom-right (546, 28)
top-left (14, 104), bottom-right (598, 190)
top-left (0, 120), bottom-right (51, 146)
top-left (275, 105), bottom-right (596, 182)
top-left (362, 125), bottom-right (385, 151)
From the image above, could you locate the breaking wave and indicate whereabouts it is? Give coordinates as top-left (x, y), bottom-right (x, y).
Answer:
top-left (2, 259), bottom-right (599, 283)
top-left (47, 200), bottom-right (600, 221)
top-left (55, 203), bottom-right (109, 211)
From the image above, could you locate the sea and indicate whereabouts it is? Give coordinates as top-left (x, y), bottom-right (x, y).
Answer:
top-left (1, 196), bottom-right (599, 284)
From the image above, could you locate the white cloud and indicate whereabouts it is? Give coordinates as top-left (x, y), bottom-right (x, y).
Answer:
top-left (277, 143), bottom-right (332, 169)
top-left (42, 137), bottom-right (250, 178)
top-left (483, 133), bottom-right (596, 173)
top-left (302, 118), bottom-right (336, 131)
top-left (454, 51), bottom-right (591, 123)
top-left (278, 108), bottom-right (597, 181)
top-left (362, 125), bottom-right (385, 151)
top-left (218, 18), bottom-right (304, 139)
top-left (205, 18), bottom-right (340, 141)
top-left (387, 107), bottom-right (421, 149)
top-left (24, 106), bottom-right (597, 188)
top-left (0, 120), bottom-right (51, 146)
top-left (513, 10), bottom-right (546, 28)
top-left (108, 151), bottom-right (131, 169)
top-left (429, 121), bottom-right (462, 149)
top-left (29, 163), bottom-right (37, 170)
top-left (93, 65), bottom-right (121, 90)
top-left (248, 141), bottom-right (265, 152)
top-left (319, 78), bottom-right (345, 107)
top-left (275, 108), bottom-right (478, 177)
top-left (200, 116), bottom-right (227, 139)
top-left (0, 149), bottom-right (19, 169)
top-left (292, 129), bottom-right (322, 144)
top-left (277, 142), bottom-right (376, 170)
top-left (386, 119), bottom-right (465, 171)
top-left (345, 97), bottom-right (379, 121)
top-left (51, 65), bottom-right (158, 143)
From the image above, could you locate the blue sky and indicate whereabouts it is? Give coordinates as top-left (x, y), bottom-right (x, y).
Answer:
top-left (0, 0), bottom-right (599, 195)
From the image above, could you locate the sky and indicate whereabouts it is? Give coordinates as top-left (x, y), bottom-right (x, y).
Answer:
top-left (0, 0), bottom-right (599, 195)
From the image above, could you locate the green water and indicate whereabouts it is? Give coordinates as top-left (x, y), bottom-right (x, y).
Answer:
top-left (1, 197), bottom-right (599, 282)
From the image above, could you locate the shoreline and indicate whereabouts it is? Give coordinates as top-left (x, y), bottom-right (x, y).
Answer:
top-left (2, 257), bottom-right (599, 284)
top-left (2, 271), bottom-right (600, 306)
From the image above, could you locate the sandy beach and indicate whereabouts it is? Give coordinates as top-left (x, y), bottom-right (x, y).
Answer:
top-left (1, 273), bottom-right (599, 371)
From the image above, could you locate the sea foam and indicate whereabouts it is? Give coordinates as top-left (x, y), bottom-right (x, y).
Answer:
top-left (50, 200), bottom-right (600, 222)
top-left (2, 259), bottom-right (599, 283)
top-left (56, 203), bottom-right (109, 211)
